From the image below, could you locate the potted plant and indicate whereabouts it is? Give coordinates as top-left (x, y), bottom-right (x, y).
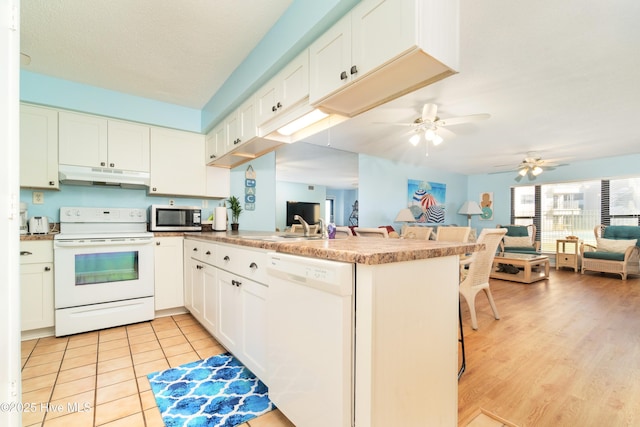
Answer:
top-left (227, 196), bottom-right (243, 231)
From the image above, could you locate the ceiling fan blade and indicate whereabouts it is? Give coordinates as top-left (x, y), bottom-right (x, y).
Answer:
top-left (422, 103), bottom-right (438, 122)
top-left (437, 113), bottom-right (491, 127)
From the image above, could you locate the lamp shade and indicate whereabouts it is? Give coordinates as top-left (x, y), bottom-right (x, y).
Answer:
top-left (457, 201), bottom-right (483, 215)
top-left (394, 208), bottom-right (416, 222)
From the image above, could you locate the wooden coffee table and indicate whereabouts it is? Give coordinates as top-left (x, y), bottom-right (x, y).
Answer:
top-left (490, 252), bottom-right (550, 283)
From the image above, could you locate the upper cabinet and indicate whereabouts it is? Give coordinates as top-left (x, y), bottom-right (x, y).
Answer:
top-left (20, 104), bottom-right (59, 189)
top-left (256, 49), bottom-right (309, 131)
top-left (151, 127), bottom-right (229, 198)
top-left (207, 95), bottom-right (280, 169)
top-left (309, 0), bottom-right (459, 116)
top-left (59, 111), bottom-right (150, 172)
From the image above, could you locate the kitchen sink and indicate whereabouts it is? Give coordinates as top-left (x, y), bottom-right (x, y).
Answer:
top-left (239, 234), bottom-right (325, 242)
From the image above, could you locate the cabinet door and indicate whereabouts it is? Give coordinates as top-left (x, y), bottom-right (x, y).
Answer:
top-left (59, 111), bottom-right (108, 168)
top-left (183, 240), bottom-right (199, 313)
top-left (20, 262), bottom-right (54, 331)
top-left (20, 104), bottom-right (59, 189)
top-left (351, 0), bottom-right (414, 76)
top-left (309, 15), bottom-right (352, 104)
top-left (149, 127), bottom-right (206, 197)
top-left (107, 120), bottom-right (150, 172)
top-left (240, 279), bottom-right (268, 380)
top-left (202, 265), bottom-right (218, 335)
top-left (191, 263), bottom-right (205, 323)
top-left (238, 98), bottom-right (257, 143)
top-left (255, 80), bottom-right (278, 127)
top-left (217, 269), bottom-right (242, 351)
top-left (279, 50), bottom-right (309, 112)
top-left (226, 112), bottom-right (240, 152)
top-left (153, 237), bottom-right (184, 311)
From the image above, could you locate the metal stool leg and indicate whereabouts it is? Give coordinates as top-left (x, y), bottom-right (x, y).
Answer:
top-left (458, 299), bottom-right (466, 380)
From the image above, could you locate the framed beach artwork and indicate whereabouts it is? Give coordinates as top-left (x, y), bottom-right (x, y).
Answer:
top-left (479, 192), bottom-right (494, 220)
top-left (407, 179), bottom-right (447, 223)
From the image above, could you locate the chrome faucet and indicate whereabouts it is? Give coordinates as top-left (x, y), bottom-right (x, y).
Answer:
top-left (317, 218), bottom-right (328, 239)
top-left (293, 214), bottom-right (310, 237)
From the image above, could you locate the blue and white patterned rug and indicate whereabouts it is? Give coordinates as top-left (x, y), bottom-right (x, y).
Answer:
top-left (147, 352), bottom-right (275, 427)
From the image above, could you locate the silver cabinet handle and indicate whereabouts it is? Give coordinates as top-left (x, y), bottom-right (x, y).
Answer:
top-left (249, 262), bottom-right (258, 270)
top-left (20, 251), bottom-right (32, 256)
top-left (224, 255), bottom-right (230, 261)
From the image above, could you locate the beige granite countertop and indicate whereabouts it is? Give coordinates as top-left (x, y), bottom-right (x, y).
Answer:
top-left (185, 231), bottom-right (483, 265)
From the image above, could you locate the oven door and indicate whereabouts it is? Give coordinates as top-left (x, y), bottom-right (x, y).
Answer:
top-left (54, 237), bottom-right (154, 309)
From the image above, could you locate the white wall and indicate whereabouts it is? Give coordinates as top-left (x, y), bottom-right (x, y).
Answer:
top-left (1, 1), bottom-right (23, 424)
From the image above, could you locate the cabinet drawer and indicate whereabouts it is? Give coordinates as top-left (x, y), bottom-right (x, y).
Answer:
top-left (215, 244), bottom-right (268, 284)
top-left (20, 241), bottom-right (53, 264)
top-left (185, 239), bottom-right (216, 264)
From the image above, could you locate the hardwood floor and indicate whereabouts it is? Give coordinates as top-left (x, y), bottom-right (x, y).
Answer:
top-left (458, 269), bottom-right (640, 426)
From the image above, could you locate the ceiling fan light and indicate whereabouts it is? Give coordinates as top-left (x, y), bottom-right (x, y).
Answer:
top-left (409, 133), bottom-right (421, 146)
top-left (432, 134), bottom-right (444, 146)
top-left (424, 129), bottom-right (436, 141)
top-left (532, 166), bottom-right (543, 176)
top-left (518, 168), bottom-right (528, 177)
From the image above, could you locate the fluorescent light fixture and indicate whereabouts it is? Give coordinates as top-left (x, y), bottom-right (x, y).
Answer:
top-left (277, 109), bottom-right (329, 136)
top-left (409, 133), bottom-right (421, 146)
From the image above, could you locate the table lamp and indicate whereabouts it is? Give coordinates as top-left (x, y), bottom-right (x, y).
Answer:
top-left (458, 201), bottom-right (483, 227)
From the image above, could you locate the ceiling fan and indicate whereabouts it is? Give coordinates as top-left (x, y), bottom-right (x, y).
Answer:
top-left (511, 153), bottom-right (567, 182)
top-left (403, 103), bottom-right (491, 151)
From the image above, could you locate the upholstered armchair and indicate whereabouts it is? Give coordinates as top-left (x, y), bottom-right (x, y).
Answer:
top-left (581, 225), bottom-right (640, 280)
top-left (497, 224), bottom-right (540, 254)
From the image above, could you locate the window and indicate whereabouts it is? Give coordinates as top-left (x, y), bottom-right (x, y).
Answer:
top-left (609, 177), bottom-right (640, 225)
top-left (512, 180), bottom-right (602, 251)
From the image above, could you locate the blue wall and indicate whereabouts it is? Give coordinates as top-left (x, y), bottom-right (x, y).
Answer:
top-left (358, 154), bottom-right (470, 233)
top-left (465, 153), bottom-right (640, 230)
top-left (229, 152), bottom-right (277, 232)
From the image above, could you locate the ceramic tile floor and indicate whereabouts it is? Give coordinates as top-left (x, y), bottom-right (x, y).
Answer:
top-left (21, 313), bottom-right (294, 427)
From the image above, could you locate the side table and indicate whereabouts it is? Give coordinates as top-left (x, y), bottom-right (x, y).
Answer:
top-left (556, 238), bottom-right (581, 272)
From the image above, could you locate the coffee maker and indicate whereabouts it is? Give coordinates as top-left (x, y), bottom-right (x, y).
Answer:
top-left (19, 202), bottom-right (28, 235)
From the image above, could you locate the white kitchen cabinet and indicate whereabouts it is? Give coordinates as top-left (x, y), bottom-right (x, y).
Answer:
top-left (216, 269), bottom-right (268, 381)
top-left (309, 0), bottom-right (458, 115)
top-left (226, 96), bottom-right (257, 152)
top-left (183, 239), bottom-right (218, 335)
top-left (20, 104), bottom-right (59, 189)
top-left (214, 243), bottom-right (268, 380)
top-left (59, 111), bottom-right (150, 172)
top-left (20, 240), bottom-right (54, 333)
top-left (207, 96), bottom-right (258, 167)
top-left (256, 49), bottom-right (309, 128)
top-left (150, 127), bottom-right (228, 198)
top-left (205, 122), bottom-right (226, 163)
top-left (153, 236), bottom-right (185, 313)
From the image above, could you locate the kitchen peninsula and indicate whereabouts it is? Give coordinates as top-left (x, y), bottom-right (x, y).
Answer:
top-left (184, 231), bottom-right (482, 426)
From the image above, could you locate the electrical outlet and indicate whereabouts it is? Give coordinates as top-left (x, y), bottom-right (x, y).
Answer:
top-left (32, 191), bottom-right (44, 204)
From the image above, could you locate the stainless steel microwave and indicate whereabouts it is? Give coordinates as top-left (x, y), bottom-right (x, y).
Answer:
top-left (149, 205), bottom-right (201, 231)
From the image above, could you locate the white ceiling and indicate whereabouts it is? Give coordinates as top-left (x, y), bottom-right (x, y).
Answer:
top-left (20, 0), bottom-right (640, 187)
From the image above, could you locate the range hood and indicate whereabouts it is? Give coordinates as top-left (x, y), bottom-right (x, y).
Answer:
top-left (58, 164), bottom-right (150, 189)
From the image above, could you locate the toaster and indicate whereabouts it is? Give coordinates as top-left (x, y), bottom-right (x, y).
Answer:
top-left (29, 216), bottom-right (49, 234)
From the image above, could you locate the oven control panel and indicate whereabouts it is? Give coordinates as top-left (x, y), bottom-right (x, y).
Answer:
top-left (61, 207), bottom-right (146, 223)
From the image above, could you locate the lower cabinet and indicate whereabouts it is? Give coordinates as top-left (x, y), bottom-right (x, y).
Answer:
top-left (183, 238), bottom-right (268, 382)
top-left (153, 236), bottom-right (184, 312)
top-left (216, 269), bottom-right (268, 381)
top-left (184, 239), bottom-right (218, 334)
top-left (20, 241), bottom-right (55, 332)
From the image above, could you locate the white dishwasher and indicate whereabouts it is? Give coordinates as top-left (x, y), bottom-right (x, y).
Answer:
top-left (266, 252), bottom-right (354, 427)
